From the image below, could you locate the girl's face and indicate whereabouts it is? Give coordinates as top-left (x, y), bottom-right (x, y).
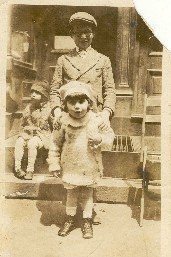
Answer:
top-left (66, 96), bottom-right (89, 119)
top-left (31, 90), bottom-right (42, 102)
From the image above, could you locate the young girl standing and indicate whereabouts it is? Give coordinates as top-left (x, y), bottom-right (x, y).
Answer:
top-left (48, 81), bottom-right (114, 239)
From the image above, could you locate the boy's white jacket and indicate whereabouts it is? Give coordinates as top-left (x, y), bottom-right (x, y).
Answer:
top-left (48, 111), bottom-right (115, 186)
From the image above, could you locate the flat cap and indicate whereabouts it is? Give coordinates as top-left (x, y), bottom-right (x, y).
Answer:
top-left (69, 12), bottom-right (97, 27)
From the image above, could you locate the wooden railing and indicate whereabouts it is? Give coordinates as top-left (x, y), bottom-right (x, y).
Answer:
top-left (112, 135), bottom-right (141, 153)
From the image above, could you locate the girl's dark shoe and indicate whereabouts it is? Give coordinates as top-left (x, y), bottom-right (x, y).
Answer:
top-left (58, 215), bottom-right (76, 237)
top-left (82, 218), bottom-right (93, 239)
top-left (24, 171), bottom-right (33, 180)
top-left (15, 169), bottom-right (26, 179)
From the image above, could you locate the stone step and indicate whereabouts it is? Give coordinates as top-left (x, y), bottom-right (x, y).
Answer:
top-left (145, 123), bottom-right (161, 136)
top-left (6, 141), bottom-right (142, 178)
top-left (102, 152), bottom-right (141, 179)
top-left (145, 160), bottom-right (161, 180)
top-left (112, 116), bottom-right (160, 136)
top-left (6, 146), bottom-right (142, 178)
top-left (2, 174), bottom-right (161, 220)
top-left (2, 174), bottom-right (160, 205)
top-left (102, 151), bottom-right (160, 180)
top-left (6, 142), bottom-right (161, 180)
top-left (144, 136), bottom-right (161, 152)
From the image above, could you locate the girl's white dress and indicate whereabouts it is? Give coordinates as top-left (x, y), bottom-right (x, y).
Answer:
top-left (48, 111), bottom-right (114, 186)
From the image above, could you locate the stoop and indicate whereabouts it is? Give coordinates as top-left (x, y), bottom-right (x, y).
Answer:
top-left (4, 135), bottom-right (161, 222)
top-left (3, 173), bottom-right (142, 204)
top-left (2, 173), bottom-right (161, 222)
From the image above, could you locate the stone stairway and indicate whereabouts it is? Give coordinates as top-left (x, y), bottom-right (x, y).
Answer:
top-left (4, 80), bottom-right (161, 222)
top-left (5, 146), bottom-right (161, 226)
top-left (4, 137), bottom-right (161, 222)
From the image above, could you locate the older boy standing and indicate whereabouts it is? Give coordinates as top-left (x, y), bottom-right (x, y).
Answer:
top-left (50, 12), bottom-right (116, 130)
top-left (50, 12), bottom-right (116, 224)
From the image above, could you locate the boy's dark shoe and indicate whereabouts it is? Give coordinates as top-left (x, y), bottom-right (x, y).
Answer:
top-left (92, 209), bottom-right (101, 225)
top-left (82, 218), bottom-right (93, 239)
top-left (58, 215), bottom-right (76, 237)
top-left (15, 169), bottom-right (26, 179)
top-left (24, 171), bottom-right (33, 180)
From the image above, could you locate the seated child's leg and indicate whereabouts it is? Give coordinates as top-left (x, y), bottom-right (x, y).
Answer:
top-left (80, 187), bottom-right (94, 239)
top-left (24, 136), bottom-right (43, 180)
top-left (14, 137), bottom-right (26, 178)
top-left (58, 187), bottom-right (79, 237)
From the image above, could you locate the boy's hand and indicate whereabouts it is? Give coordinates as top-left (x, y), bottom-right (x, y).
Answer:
top-left (53, 107), bottom-right (62, 121)
top-left (98, 109), bottom-right (110, 131)
top-left (53, 107), bottom-right (62, 130)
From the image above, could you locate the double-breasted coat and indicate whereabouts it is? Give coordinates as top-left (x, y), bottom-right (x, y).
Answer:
top-left (48, 111), bottom-right (115, 186)
top-left (50, 48), bottom-right (116, 113)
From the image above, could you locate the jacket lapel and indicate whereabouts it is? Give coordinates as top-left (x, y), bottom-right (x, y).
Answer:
top-left (64, 48), bottom-right (102, 79)
top-left (78, 49), bottom-right (101, 77)
top-left (64, 48), bottom-right (82, 71)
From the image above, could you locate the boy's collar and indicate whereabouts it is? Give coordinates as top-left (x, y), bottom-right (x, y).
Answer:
top-left (75, 45), bottom-right (92, 52)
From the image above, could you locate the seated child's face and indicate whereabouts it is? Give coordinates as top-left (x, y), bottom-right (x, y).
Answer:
top-left (66, 96), bottom-right (89, 119)
top-left (31, 90), bottom-right (42, 102)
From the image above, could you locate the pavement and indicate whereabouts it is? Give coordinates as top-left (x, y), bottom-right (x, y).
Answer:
top-left (0, 199), bottom-right (160, 257)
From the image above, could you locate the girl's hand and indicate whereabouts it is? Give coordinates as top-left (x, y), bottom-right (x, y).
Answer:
top-left (88, 132), bottom-right (102, 147)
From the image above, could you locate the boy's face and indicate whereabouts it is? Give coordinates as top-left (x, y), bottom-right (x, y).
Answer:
top-left (66, 96), bottom-right (89, 119)
top-left (71, 23), bottom-right (94, 50)
top-left (31, 90), bottom-right (42, 102)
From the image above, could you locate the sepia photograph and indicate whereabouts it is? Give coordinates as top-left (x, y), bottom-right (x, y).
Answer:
top-left (1, 1), bottom-right (171, 256)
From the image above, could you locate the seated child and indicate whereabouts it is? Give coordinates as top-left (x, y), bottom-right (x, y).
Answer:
top-left (48, 81), bottom-right (115, 239)
top-left (14, 80), bottom-right (52, 180)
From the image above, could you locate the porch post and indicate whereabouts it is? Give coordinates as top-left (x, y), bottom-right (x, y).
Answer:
top-left (116, 8), bottom-right (132, 89)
